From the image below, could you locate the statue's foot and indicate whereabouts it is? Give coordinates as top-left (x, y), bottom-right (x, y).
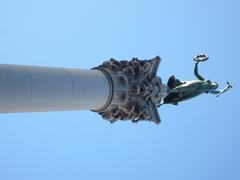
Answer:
top-left (193, 54), bottom-right (209, 62)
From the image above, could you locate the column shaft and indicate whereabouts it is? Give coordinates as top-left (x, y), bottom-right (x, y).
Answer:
top-left (0, 64), bottom-right (110, 113)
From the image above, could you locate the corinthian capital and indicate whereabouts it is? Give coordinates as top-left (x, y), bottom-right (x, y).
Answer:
top-left (93, 56), bottom-right (167, 124)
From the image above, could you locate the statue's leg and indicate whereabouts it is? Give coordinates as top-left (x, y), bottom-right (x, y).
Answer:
top-left (163, 92), bottom-right (179, 105)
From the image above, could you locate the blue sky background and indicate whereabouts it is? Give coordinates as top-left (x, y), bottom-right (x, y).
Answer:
top-left (0, 0), bottom-right (239, 179)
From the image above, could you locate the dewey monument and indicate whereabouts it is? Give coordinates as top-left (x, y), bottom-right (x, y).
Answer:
top-left (0, 54), bottom-right (231, 124)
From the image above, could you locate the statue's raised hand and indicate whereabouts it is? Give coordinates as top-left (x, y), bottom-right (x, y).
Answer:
top-left (193, 54), bottom-right (209, 62)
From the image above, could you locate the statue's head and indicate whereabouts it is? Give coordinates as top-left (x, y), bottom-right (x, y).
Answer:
top-left (211, 82), bottom-right (219, 89)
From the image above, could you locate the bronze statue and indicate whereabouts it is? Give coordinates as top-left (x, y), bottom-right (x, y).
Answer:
top-left (163, 54), bottom-right (232, 105)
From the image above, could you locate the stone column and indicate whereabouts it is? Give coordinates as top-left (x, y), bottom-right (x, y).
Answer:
top-left (0, 57), bottom-right (167, 124)
top-left (0, 64), bottom-right (110, 112)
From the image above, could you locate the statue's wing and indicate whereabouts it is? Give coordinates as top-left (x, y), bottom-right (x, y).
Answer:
top-left (167, 75), bottom-right (184, 89)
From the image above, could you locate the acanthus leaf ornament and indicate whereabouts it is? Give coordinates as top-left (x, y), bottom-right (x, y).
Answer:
top-left (92, 56), bottom-right (167, 124)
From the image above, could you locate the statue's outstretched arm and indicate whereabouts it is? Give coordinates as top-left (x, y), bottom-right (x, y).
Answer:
top-left (209, 82), bottom-right (233, 97)
top-left (194, 62), bottom-right (205, 80)
top-left (216, 82), bottom-right (233, 97)
top-left (193, 54), bottom-right (209, 80)
top-left (209, 89), bottom-right (221, 95)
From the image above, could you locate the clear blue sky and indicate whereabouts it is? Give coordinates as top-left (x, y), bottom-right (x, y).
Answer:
top-left (0, 0), bottom-right (239, 180)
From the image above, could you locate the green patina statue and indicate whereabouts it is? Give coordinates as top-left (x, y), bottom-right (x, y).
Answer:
top-left (163, 54), bottom-right (232, 105)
